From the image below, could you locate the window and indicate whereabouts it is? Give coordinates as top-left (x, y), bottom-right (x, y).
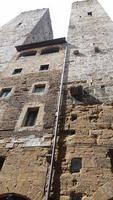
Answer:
top-left (40, 64), bottom-right (49, 71)
top-left (108, 149), bottom-right (113, 172)
top-left (0, 193), bottom-right (30, 200)
top-left (33, 84), bottom-right (45, 95)
top-left (70, 158), bottom-right (82, 173)
top-left (71, 194), bottom-right (82, 200)
top-left (22, 107), bottom-right (39, 127)
top-left (19, 50), bottom-right (37, 58)
top-left (12, 68), bottom-right (22, 75)
top-left (94, 47), bottom-right (100, 53)
top-left (41, 47), bottom-right (60, 55)
top-left (0, 88), bottom-right (12, 98)
top-left (88, 12), bottom-right (92, 16)
top-left (0, 156), bottom-right (5, 170)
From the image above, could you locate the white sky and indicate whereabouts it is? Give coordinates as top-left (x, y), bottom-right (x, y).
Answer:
top-left (0, 0), bottom-right (113, 38)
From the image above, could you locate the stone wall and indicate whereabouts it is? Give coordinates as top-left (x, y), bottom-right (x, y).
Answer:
top-left (54, 0), bottom-right (113, 199)
top-left (0, 42), bottom-right (66, 200)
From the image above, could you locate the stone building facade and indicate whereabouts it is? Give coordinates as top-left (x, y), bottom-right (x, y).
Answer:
top-left (0, 0), bottom-right (113, 200)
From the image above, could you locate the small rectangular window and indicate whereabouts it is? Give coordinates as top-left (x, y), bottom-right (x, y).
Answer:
top-left (88, 12), bottom-right (92, 16)
top-left (0, 156), bottom-right (5, 170)
top-left (33, 84), bottom-right (45, 95)
top-left (70, 158), bottom-right (82, 173)
top-left (40, 64), bottom-right (49, 71)
top-left (12, 68), bottom-right (22, 75)
top-left (22, 107), bottom-right (39, 127)
top-left (71, 194), bottom-right (82, 200)
top-left (108, 149), bottom-right (113, 172)
top-left (19, 50), bottom-right (37, 58)
top-left (41, 47), bottom-right (60, 55)
top-left (0, 88), bottom-right (12, 98)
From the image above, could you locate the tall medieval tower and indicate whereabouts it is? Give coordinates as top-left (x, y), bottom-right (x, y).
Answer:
top-left (0, 1), bottom-right (113, 200)
top-left (54, 0), bottom-right (113, 200)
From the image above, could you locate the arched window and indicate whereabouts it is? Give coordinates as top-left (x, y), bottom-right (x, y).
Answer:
top-left (0, 193), bottom-right (30, 200)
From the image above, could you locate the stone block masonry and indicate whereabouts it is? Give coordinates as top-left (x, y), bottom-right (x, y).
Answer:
top-left (53, 0), bottom-right (113, 200)
top-left (0, 38), bottom-right (66, 200)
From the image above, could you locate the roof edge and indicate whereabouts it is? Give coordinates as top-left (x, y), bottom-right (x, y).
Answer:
top-left (15, 37), bottom-right (66, 52)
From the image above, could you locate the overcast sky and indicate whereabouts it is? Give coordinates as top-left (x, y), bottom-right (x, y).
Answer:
top-left (0, 0), bottom-right (113, 38)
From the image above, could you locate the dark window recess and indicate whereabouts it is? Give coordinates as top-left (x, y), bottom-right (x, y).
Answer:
top-left (0, 193), bottom-right (30, 200)
top-left (33, 84), bottom-right (45, 94)
top-left (73, 50), bottom-right (80, 55)
top-left (41, 47), bottom-right (60, 55)
top-left (70, 158), bottom-right (82, 173)
top-left (71, 113), bottom-right (77, 121)
top-left (70, 85), bottom-right (83, 98)
top-left (0, 88), bottom-right (12, 98)
top-left (94, 47), bottom-right (100, 53)
top-left (19, 50), bottom-right (37, 58)
top-left (0, 156), bottom-right (5, 170)
top-left (12, 68), bottom-right (22, 75)
top-left (17, 22), bottom-right (22, 27)
top-left (108, 149), bottom-right (113, 172)
top-left (40, 64), bottom-right (49, 71)
top-left (64, 130), bottom-right (76, 135)
top-left (71, 193), bottom-right (82, 200)
top-left (101, 85), bottom-right (105, 89)
top-left (22, 107), bottom-right (39, 127)
top-left (88, 12), bottom-right (92, 16)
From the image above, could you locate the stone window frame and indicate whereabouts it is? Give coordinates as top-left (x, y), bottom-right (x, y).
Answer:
top-left (29, 81), bottom-right (49, 96)
top-left (0, 86), bottom-right (15, 99)
top-left (15, 102), bottom-right (45, 132)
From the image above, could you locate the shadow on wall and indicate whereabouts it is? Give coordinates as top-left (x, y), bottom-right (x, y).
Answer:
top-left (70, 85), bottom-right (101, 105)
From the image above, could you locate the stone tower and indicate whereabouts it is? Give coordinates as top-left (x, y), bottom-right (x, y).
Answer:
top-left (53, 0), bottom-right (113, 200)
top-left (0, 7), bottom-right (66, 200)
top-left (0, 9), bottom-right (53, 69)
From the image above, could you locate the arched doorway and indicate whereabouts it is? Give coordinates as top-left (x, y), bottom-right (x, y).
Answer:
top-left (0, 193), bottom-right (30, 200)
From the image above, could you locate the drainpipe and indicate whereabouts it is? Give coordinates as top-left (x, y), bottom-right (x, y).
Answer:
top-left (45, 41), bottom-right (67, 200)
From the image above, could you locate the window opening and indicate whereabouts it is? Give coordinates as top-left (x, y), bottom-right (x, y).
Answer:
top-left (0, 156), bottom-right (5, 170)
top-left (22, 107), bottom-right (39, 127)
top-left (108, 149), bottom-right (113, 172)
top-left (33, 84), bottom-right (46, 94)
top-left (40, 64), bottom-right (49, 71)
top-left (12, 68), bottom-right (22, 75)
top-left (19, 50), bottom-right (37, 58)
top-left (0, 193), bottom-right (30, 200)
top-left (41, 47), bottom-right (60, 55)
top-left (0, 88), bottom-right (12, 98)
top-left (71, 193), bottom-right (82, 200)
top-left (88, 12), bottom-right (92, 16)
top-left (70, 158), bottom-right (82, 173)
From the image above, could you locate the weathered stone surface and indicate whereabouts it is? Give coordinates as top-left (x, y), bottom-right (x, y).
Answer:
top-left (0, 9), bottom-right (53, 69)
top-left (54, 0), bottom-right (113, 199)
top-left (0, 38), bottom-right (66, 199)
